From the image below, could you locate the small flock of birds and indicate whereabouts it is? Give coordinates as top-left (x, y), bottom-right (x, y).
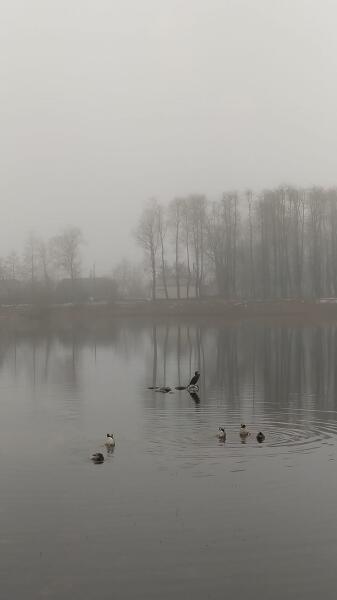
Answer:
top-left (92, 372), bottom-right (266, 464)
top-left (149, 370), bottom-right (267, 444)
top-left (217, 424), bottom-right (266, 443)
top-left (91, 433), bottom-right (115, 464)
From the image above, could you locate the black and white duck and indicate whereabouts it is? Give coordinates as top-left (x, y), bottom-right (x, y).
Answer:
top-left (217, 427), bottom-right (226, 440)
top-left (105, 434), bottom-right (115, 448)
top-left (239, 424), bottom-right (251, 439)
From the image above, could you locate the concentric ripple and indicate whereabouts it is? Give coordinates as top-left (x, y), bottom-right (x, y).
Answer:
top-left (142, 395), bottom-right (337, 464)
top-left (256, 410), bottom-right (337, 453)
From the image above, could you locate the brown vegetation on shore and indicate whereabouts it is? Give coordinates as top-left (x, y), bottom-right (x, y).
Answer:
top-left (1, 299), bottom-right (337, 333)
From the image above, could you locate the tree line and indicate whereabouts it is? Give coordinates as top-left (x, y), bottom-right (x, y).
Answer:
top-left (4, 186), bottom-right (337, 306)
top-left (0, 226), bottom-right (83, 283)
top-left (135, 187), bottom-right (337, 300)
top-left (0, 226), bottom-right (146, 304)
top-left (0, 226), bottom-right (111, 305)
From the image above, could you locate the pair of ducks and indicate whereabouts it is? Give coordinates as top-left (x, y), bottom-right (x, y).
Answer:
top-left (217, 425), bottom-right (265, 443)
top-left (241, 425), bottom-right (266, 442)
top-left (92, 434), bottom-right (115, 463)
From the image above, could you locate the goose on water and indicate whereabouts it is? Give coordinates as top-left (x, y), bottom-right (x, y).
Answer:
top-left (217, 427), bottom-right (226, 440)
top-left (105, 434), bottom-right (115, 447)
top-left (239, 424), bottom-right (251, 438)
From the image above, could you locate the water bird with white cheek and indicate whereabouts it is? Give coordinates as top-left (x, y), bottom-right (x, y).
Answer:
top-left (105, 433), bottom-right (115, 448)
top-left (217, 427), bottom-right (226, 440)
top-left (239, 424), bottom-right (251, 439)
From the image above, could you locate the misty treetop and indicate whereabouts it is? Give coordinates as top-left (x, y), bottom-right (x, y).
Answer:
top-left (0, 227), bottom-right (91, 304)
top-left (3, 187), bottom-right (337, 305)
top-left (0, 227), bottom-right (84, 285)
top-left (0, 226), bottom-right (145, 305)
top-left (135, 187), bottom-right (337, 300)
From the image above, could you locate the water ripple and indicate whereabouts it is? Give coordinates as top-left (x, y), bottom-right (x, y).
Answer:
top-left (142, 405), bottom-right (337, 461)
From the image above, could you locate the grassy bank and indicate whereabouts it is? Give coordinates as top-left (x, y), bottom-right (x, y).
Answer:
top-left (1, 299), bottom-right (337, 333)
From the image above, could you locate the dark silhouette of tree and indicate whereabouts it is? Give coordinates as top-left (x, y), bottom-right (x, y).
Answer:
top-left (51, 226), bottom-right (84, 282)
top-left (135, 200), bottom-right (160, 301)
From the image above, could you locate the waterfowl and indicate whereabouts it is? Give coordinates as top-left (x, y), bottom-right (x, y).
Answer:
top-left (217, 427), bottom-right (226, 440)
top-left (105, 434), bottom-right (115, 447)
top-left (91, 452), bottom-right (104, 463)
top-left (174, 372), bottom-right (200, 392)
top-left (189, 371), bottom-right (200, 387)
top-left (157, 387), bottom-right (172, 393)
top-left (256, 432), bottom-right (265, 443)
top-left (239, 424), bottom-right (251, 438)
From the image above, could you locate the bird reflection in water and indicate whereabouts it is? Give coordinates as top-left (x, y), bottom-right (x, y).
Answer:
top-left (188, 390), bottom-right (200, 403)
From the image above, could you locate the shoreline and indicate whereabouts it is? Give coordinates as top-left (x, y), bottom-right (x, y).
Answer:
top-left (1, 299), bottom-right (337, 331)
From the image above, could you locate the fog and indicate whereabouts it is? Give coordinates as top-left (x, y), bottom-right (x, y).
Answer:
top-left (1, 0), bottom-right (337, 273)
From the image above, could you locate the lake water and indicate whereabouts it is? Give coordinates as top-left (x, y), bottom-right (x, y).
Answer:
top-left (1, 320), bottom-right (337, 599)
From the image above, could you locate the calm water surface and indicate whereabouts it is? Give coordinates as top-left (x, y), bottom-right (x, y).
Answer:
top-left (1, 320), bottom-right (337, 599)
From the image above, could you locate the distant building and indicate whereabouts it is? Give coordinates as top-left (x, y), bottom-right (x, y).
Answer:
top-left (156, 276), bottom-right (217, 299)
top-left (156, 277), bottom-right (196, 299)
top-left (55, 277), bottom-right (118, 303)
top-left (0, 278), bottom-right (25, 305)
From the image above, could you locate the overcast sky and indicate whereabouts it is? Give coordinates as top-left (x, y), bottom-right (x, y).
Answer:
top-left (1, 0), bottom-right (337, 273)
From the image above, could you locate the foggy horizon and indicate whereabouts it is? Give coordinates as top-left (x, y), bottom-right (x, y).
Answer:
top-left (3, 4), bottom-right (337, 597)
top-left (2, 0), bottom-right (337, 273)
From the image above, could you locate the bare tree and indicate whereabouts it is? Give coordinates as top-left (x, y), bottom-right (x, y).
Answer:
top-left (5, 251), bottom-right (20, 280)
top-left (0, 258), bottom-right (7, 280)
top-left (307, 188), bottom-right (325, 298)
top-left (187, 195), bottom-right (206, 297)
top-left (51, 226), bottom-right (84, 281)
top-left (169, 198), bottom-right (183, 299)
top-left (326, 189), bottom-right (337, 296)
top-left (135, 200), bottom-right (160, 300)
top-left (157, 203), bottom-right (169, 299)
top-left (206, 193), bottom-right (239, 298)
top-left (37, 239), bottom-right (53, 287)
top-left (181, 199), bottom-right (192, 297)
top-left (246, 190), bottom-right (255, 298)
top-left (113, 258), bottom-right (146, 298)
top-left (23, 233), bottom-right (39, 289)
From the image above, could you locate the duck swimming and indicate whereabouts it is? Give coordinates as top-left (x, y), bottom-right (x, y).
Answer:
top-left (91, 452), bottom-right (104, 463)
top-left (217, 427), bottom-right (226, 440)
top-left (239, 424), bottom-right (251, 438)
top-left (256, 432), bottom-right (265, 443)
top-left (105, 434), bottom-right (115, 447)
